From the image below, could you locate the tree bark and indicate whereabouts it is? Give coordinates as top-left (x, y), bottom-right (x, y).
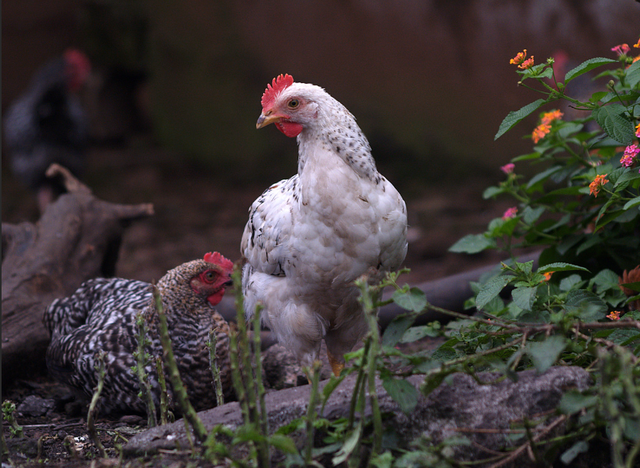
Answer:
top-left (2, 164), bottom-right (154, 389)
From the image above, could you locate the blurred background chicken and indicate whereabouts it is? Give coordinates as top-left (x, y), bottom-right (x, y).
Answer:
top-left (241, 75), bottom-right (408, 376)
top-left (3, 49), bottom-right (91, 212)
top-left (43, 252), bottom-right (234, 415)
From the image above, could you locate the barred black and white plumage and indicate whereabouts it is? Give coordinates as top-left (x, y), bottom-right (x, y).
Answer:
top-left (43, 253), bottom-right (235, 415)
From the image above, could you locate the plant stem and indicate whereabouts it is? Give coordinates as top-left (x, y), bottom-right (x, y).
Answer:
top-left (134, 313), bottom-right (157, 427)
top-left (155, 356), bottom-right (169, 425)
top-left (208, 328), bottom-right (225, 407)
top-left (304, 360), bottom-right (322, 466)
top-left (87, 351), bottom-right (107, 458)
top-left (153, 286), bottom-right (208, 443)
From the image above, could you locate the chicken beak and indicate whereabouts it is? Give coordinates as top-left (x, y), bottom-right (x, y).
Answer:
top-left (256, 111), bottom-right (281, 129)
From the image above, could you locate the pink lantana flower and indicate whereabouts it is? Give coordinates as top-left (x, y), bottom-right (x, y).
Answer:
top-left (500, 163), bottom-right (515, 175)
top-left (635, 123), bottom-right (640, 138)
top-left (502, 207), bottom-right (518, 220)
top-left (621, 144), bottom-right (640, 168)
top-left (611, 44), bottom-right (630, 56)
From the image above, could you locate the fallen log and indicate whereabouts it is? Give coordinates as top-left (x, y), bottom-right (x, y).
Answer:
top-left (2, 164), bottom-right (154, 389)
top-left (124, 366), bottom-right (590, 466)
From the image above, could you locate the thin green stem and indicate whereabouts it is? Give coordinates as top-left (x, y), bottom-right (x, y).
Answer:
top-left (87, 351), bottom-right (107, 458)
top-left (153, 286), bottom-right (208, 443)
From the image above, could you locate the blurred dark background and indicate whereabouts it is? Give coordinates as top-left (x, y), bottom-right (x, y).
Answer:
top-left (3, 0), bottom-right (639, 283)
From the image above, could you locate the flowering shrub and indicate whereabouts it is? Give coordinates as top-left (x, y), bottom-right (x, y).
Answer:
top-left (430, 40), bottom-right (640, 466)
top-left (452, 43), bottom-right (640, 281)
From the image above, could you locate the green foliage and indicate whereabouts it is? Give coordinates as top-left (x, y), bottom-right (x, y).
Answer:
top-left (2, 400), bottom-right (23, 438)
top-left (441, 41), bottom-right (640, 467)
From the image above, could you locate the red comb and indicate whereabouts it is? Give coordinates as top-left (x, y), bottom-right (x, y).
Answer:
top-left (261, 74), bottom-right (294, 109)
top-left (204, 252), bottom-right (234, 272)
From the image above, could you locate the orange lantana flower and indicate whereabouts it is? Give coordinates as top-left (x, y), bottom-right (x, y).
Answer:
top-left (510, 49), bottom-right (527, 66)
top-left (606, 311), bottom-right (622, 321)
top-left (541, 110), bottom-right (564, 125)
top-left (542, 272), bottom-right (554, 282)
top-left (589, 174), bottom-right (609, 197)
top-left (532, 124), bottom-right (551, 143)
top-left (519, 57), bottom-right (535, 69)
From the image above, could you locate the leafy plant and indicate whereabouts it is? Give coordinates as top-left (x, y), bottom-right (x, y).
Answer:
top-left (439, 39), bottom-right (640, 467)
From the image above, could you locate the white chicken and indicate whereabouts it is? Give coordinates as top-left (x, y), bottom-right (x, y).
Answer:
top-left (241, 74), bottom-right (407, 376)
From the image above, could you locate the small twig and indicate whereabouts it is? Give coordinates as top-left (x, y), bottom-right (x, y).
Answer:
top-left (573, 329), bottom-right (638, 365)
top-left (487, 415), bottom-right (567, 468)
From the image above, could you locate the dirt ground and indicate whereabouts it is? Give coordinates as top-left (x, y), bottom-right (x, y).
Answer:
top-left (1, 135), bottom-right (517, 466)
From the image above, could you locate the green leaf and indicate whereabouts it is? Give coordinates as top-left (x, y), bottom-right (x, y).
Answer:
top-left (268, 434), bottom-right (299, 454)
top-left (591, 269), bottom-right (621, 293)
top-left (322, 374), bottom-right (347, 405)
top-left (495, 99), bottom-right (547, 140)
top-left (626, 58), bottom-right (640, 88)
top-left (623, 195), bottom-right (640, 210)
top-left (526, 335), bottom-right (566, 373)
top-left (400, 325), bottom-right (441, 343)
top-left (592, 104), bottom-right (635, 145)
top-left (526, 165), bottom-right (562, 190)
top-left (560, 441), bottom-right (590, 465)
top-left (476, 275), bottom-right (513, 310)
top-left (382, 377), bottom-right (419, 414)
top-left (537, 263), bottom-right (590, 274)
top-left (558, 390), bottom-right (598, 414)
top-left (483, 186), bottom-right (505, 199)
top-left (382, 314), bottom-right (416, 347)
top-left (512, 286), bottom-right (537, 311)
top-left (564, 57), bottom-right (616, 84)
top-left (614, 169), bottom-right (640, 188)
top-left (522, 206), bottom-right (545, 224)
top-left (420, 369), bottom-right (454, 396)
top-left (565, 290), bottom-right (607, 320)
top-left (392, 287), bottom-right (427, 313)
top-left (369, 451), bottom-right (393, 468)
top-left (449, 234), bottom-right (495, 254)
top-left (621, 281), bottom-right (640, 293)
top-left (332, 425), bottom-right (361, 465)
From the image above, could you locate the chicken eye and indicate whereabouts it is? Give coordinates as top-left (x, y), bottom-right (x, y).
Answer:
top-left (203, 270), bottom-right (216, 283)
top-left (287, 99), bottom-right (300, 109)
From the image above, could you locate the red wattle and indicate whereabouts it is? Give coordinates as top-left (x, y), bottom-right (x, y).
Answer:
top-left (207, 289), bottom-right (225, 306)
top-left (276, 121), bottom-right (303, 138)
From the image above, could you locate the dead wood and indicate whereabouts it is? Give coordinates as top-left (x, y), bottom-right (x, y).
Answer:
top-left (2, 164), bottom-right (154, 388)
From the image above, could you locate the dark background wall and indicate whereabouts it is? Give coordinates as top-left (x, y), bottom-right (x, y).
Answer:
top-left (3, 1), bottom-right (638, 186)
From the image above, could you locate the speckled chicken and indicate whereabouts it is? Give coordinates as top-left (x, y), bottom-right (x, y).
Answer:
top-left (3, 49), bottom-right (91, 211)
top-left (43, 253), bottom-right (235, 415)
top-left (242, 75), bottom-right (408, 375)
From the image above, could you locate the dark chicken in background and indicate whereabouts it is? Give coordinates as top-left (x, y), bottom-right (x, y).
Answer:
top-left (4, 49), bottom-right (91, 212)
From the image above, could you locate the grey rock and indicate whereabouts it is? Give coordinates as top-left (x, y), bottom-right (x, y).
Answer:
top-left (17, 395), bottom-right (56, 417)
top-left (124, 366), bottom-right (591, 465)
